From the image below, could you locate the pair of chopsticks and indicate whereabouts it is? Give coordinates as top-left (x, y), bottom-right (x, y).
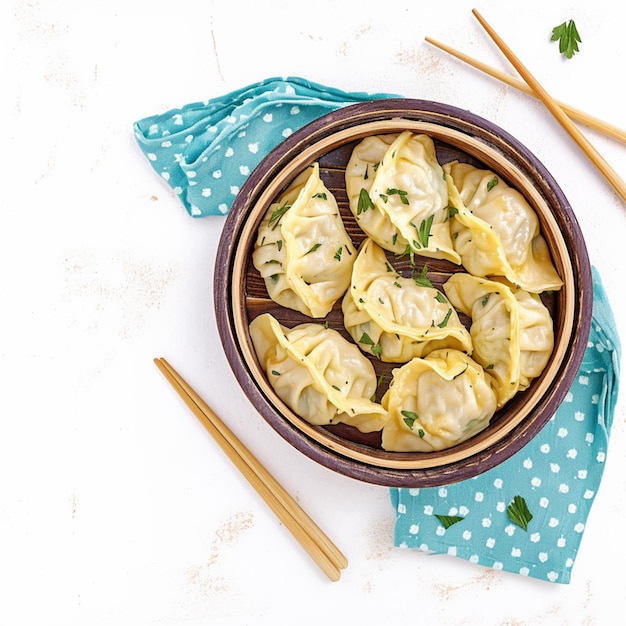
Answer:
top-left (153, 357), bottom-right (348, 581)
top-left (427, 8), bottom-right (626, 204)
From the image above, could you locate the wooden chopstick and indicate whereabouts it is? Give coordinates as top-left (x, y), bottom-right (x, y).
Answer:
top-left (424, 36), bottom-right (626, 145)
top-left (471, 8), bottom-right (626, 205)
top-left (153, 357), bottom-right (348, 581)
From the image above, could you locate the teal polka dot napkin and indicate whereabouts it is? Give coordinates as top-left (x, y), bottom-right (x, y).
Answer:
top-left (134, 78), bottom-right (621, 583)
top-left (133, 77), bottom-right (395, 216)
top-left (391, 267), bottom-right (620, 584)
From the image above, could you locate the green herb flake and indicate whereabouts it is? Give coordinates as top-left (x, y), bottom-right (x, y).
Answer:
top-left (371, 343), bottom-right (382, 359)
top-left (481, 293), bottom-right (491, 307)
top-left (359, 332), bottom-right (375, 346)
top-left (448, 205), bottom-right (459, 219)
top-left (435, 292), bottom-right (447, 304)
top-left (276, 239), bottom-right (283, 251)
top-left (401, 410), bottom-right (419, 429)
top-left (486, 176), bottom-right (499, 191)
top-left (334, 247), bottom-right (343, 261)
top-left (312, 192), bottom-right (327, 200)
top-left (414, 264), bottom-right (434, 289)
top-left (437, 308), bottom-right (453, 328)
top-left (386, 188), bottom-right (410, 205)
top-left (416, 215), bottom-right (434, 248)
top-left (270, 370), bottom-right (281, 377)
top-left (396, 244), bottom-right (415, 267)
top-left (551, 19), bottom-right (582, 59)
top-left (435, 514), bottom-right (465, 529)
top-left (357, 188), bottom-right (374, 215)
top-left (268, 203), bottom-right (291, 229)
top-left (305, 243), bottom-right (322, 255)
top-left (507, 495), bottom-right (533, 531)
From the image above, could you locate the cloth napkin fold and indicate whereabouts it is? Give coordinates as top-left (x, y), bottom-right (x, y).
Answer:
top-left (391, 267), bottom-right (620, 584)
top-left (133, 76), bottom-right (396, 216)
top-left (134, 78), bottom-right (621, 584)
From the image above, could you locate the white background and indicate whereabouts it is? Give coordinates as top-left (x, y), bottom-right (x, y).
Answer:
top-left (2, 1), bottom-right (626, 624)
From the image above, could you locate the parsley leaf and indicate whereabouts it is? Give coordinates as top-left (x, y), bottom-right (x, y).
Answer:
top-left (551, 19), bottom-right (582, 59)
top-left (357, 188), bottom-right (374, 214)
top-left (268, 203), bottom-right (291, 229)
top-left (415, 215), bottom-right (434, 248)
top-left (435, 514), bottom-right (464, 529)
top-left (305, 243), bottom-right (322, 255)
top-left (400, 410), bottom-right (419, 429)
top-left (507, 495), bottom-right (533, 531)
top-left (413, 264), bottom-right (434, 289)
top-left (437, 308), bottom-right (453, 328)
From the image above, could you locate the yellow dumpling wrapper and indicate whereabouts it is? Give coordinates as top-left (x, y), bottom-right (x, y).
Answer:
top-left (345, 131), bottom-right (460, 263)
top-left (252, 163), bottom-right (356, 318)
top-left (444, 161), bottom-right (563, 293)
top-left (381, 349), bottom-right (497, 452)
top-left (249, 313), bottom-right (388, 433)
top-left (342, 238), bottom-right (472, 362)
top-left (444, 273), bottom-right (555, 407)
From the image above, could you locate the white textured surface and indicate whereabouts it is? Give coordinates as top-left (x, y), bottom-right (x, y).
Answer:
top-left (2, 1), bottom-right (625, 624)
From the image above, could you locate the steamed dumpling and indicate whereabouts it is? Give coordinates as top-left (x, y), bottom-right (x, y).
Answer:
top-left (443, 273), bottom-right (555, 407)
top-left (249, 313), bottom-right (388, 433)
top-left (252, 163), bottom-right (357, 318)
top-left (381, 349), bottom-right (497, 452)
top-left (444, 161), bottom-right (563, 293)
top-left (345, 131), bottom-right (460, 263)
top-left (342, 238), bottom-right (472, 362)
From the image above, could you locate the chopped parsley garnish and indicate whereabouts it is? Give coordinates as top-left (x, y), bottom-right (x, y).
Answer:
top-left (305, 243), bottom-right (322, 255)
top-left (435, 515), bottom-right (465, 529)
top-left (397, 244), bottom-right (415, 267)
top-left (415, 214), bottom-right (434, 248)
top-left (334, 247), bottom-right (343, 261)
top-left (385, 188), bottom-right (410, 205)
top-left (357, 188), bottom-right (374, 214)
top-left (507, 495), bottom-right (533, 531)
top-left (271, 370), bottom-right (281, 376)
top-left (401, 410), bottom-right (419, 429)
top-left (359, 332), bottom-right (382, 359)
top-left (268, 203), bottom-right (291, 229)
top-left (437, 308), bottom-right (453, 328)
top-left (551, 19), bottom-right (581, 59)
top-left (486, 176), bottom-right (499, 191)
top-left (413, 264), bottom-right (434, 289)
top-left (312, 192), bottom-right (327, 200)
top-left (435, 292), bottom-right (447, 304)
